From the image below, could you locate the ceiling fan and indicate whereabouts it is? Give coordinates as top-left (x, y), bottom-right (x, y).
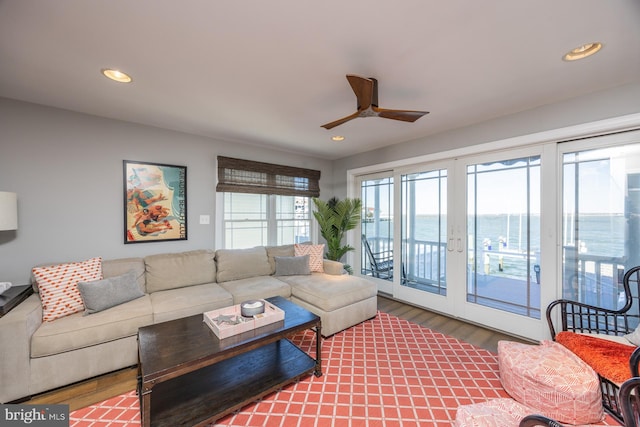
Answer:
top-left (321, 74), bottom-right (429, 130)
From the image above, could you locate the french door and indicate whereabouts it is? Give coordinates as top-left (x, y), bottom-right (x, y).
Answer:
top-left (358, 147), bottom-right (548, 340)
top-left (458, 149), bottom-right (545, 337)
top-left (395, 161), bottom-right (455, 314)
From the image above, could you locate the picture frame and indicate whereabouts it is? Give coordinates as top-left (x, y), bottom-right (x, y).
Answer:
top-left (123, 160), bottom-right (187, 243)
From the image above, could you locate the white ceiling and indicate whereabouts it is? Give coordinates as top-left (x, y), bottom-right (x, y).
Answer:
top-left (1, 1), bottom-right (639, 160)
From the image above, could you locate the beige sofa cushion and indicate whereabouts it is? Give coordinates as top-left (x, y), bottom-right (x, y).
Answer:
top-left (282, 273), bottom-right (377, 312)
top-left (31, 295), bottom-right (153, 358)
top-left (265, 244), bottom-right (294, 274)
top-left (323, 259), bottom-right (345, 275)
top-left (215, 247), bottom-right (272, 282)
top-left (145, 250), bottom-right (216, 293)
top-left (150, 283), bottom-right (233, 323)
top-left (102, 257), bottom-right (145, 291)
top-left (219, 276), bottom-right (292, 304)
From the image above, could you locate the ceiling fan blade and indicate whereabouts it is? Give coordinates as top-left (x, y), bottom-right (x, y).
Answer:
top-left (374, 107), bottom-right (429, 123)
top-left (346, 75), bottom-right (374, 111)
top-left (321, 111), bottom-right (361, 130)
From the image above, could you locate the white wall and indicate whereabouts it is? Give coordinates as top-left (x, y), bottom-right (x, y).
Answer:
top-left (0, 98), bottom-right (333, 284)
top-left (2, 82), bottom-right (639, 285)
top-left (332, 82), bottom-right (640, 197)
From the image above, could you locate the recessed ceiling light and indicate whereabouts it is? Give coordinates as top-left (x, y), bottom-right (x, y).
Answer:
top-left (563, 42), bottom-right (603, 61)
top-left (101, 68), bottom-right (133, 83)
top-left (331, 135), bottom-right (345, 142)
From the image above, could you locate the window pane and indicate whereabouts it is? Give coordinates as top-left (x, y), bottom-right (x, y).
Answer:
top-left (223, 193), bottom-right (310, 248)
top-left (224, 193), bottom-right (267, 248)
top-left (562, 145), bottom-right (640, 312)
top-left (401, 169), bottom-right (448, 295)
top-left (276, 195), bottom-right (310, 245)
top-left (224, 193), bottom-right (266, 220)
top-left (361, 177), bottom-right (394, 280)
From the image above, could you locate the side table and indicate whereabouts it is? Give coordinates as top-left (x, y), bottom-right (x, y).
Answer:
top-left (0, 285), bottom-right (34, 317)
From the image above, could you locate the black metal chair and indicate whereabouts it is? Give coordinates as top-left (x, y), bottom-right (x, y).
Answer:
top-left (519, 376), bottom-right (640, 426)
top-left (546, 265), bottom-right (640, 424)
top-left (518, 414), bottom-right (563, 427)
top-left (362, 234), bottom-right (394, 279)
top-left (621, 376), bottom-right (640, 427)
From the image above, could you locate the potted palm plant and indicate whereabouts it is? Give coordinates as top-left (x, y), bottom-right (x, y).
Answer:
top-left (312, 196), bottom-right (362, 273)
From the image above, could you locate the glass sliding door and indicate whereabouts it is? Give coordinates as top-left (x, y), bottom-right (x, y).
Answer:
top-left (562, 144), bottom-right (640, 312)
top-left (466, 156), bottom-right (541, 318)
top-left (401, 169), bottom-right (448, 295)
top-left (352, 130), bottom-right (640, 341)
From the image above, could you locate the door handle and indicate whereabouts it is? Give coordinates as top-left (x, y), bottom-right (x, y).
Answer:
top-left (448, 237), bottom-right (454, 251)
top-left (457, 238), bottom-right (463, 252)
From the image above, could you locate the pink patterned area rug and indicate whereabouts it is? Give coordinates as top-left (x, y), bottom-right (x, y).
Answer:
top-left (69, 311), bottom-right (617, 426)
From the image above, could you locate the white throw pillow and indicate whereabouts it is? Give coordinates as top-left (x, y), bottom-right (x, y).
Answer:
top-left (294, 244), bottom-right (325, 273)
top-left (32, 257), bottom-right (103, 322)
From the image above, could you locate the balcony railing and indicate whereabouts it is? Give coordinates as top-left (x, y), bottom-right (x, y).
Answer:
top-left (563, 247), bottom-right (627, 311)
top-left (362, 237), bottom-right (628, 318)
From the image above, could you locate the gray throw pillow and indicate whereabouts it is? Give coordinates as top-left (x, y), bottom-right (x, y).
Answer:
top-left (274, 255), bottom-right (311, 276)
top-left (77, 270), bottom-right (145, 314)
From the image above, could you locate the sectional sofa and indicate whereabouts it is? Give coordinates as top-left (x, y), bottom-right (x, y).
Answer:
top-left (0, 245), bottom-right (377, 403)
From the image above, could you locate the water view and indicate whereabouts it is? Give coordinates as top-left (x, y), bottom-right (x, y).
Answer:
top-left (363, 212), bottom-right (630, 314)
top-left (365, 213), bottom-right (626, 265)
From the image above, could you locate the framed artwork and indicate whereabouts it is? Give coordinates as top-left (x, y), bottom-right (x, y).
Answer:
top-left (123, 160), bottom-right (187, 243)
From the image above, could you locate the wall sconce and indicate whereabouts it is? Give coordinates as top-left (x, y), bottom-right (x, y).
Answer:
top-left (0, 192), bottom-right (18, 231)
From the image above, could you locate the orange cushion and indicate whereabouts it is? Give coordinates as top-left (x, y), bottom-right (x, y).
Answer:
top-left (556, 331), bottom-right (636, 383)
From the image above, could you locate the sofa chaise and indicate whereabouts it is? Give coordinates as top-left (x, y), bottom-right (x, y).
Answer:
top-left (0, 244), bottom-right (377, 403)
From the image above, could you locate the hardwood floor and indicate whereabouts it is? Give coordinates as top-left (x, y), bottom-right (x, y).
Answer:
top-left (23, 295), bottom-right (534, 411)
top-left (376, 294), bottom-right (534, 353)
top-left (25, 366), bottom-right (138, 411)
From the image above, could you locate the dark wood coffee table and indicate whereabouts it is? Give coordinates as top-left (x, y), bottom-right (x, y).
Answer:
top-left (137, 296), bottom-right (322, 427)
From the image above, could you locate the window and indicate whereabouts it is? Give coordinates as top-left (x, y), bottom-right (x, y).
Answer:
top-left (217, 157), bottom-right (320, 249)
top-left (223, 193), bottom-right (310, 248)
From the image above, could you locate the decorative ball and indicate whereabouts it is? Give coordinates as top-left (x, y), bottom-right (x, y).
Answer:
top-left (240, 299), bottom-right (265, 317)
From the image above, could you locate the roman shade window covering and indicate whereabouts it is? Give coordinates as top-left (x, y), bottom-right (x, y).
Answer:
top-left (216, 156), bottom-right (321, 197)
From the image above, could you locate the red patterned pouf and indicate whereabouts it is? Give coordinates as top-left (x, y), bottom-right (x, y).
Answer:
top-left (497, 340), bottom-right (603, 425)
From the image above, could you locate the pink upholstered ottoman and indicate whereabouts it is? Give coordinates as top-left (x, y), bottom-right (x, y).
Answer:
top-left (497, 340), bottom-right (603, 425)
top-left (454, 398), bottom-right (532, 427)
